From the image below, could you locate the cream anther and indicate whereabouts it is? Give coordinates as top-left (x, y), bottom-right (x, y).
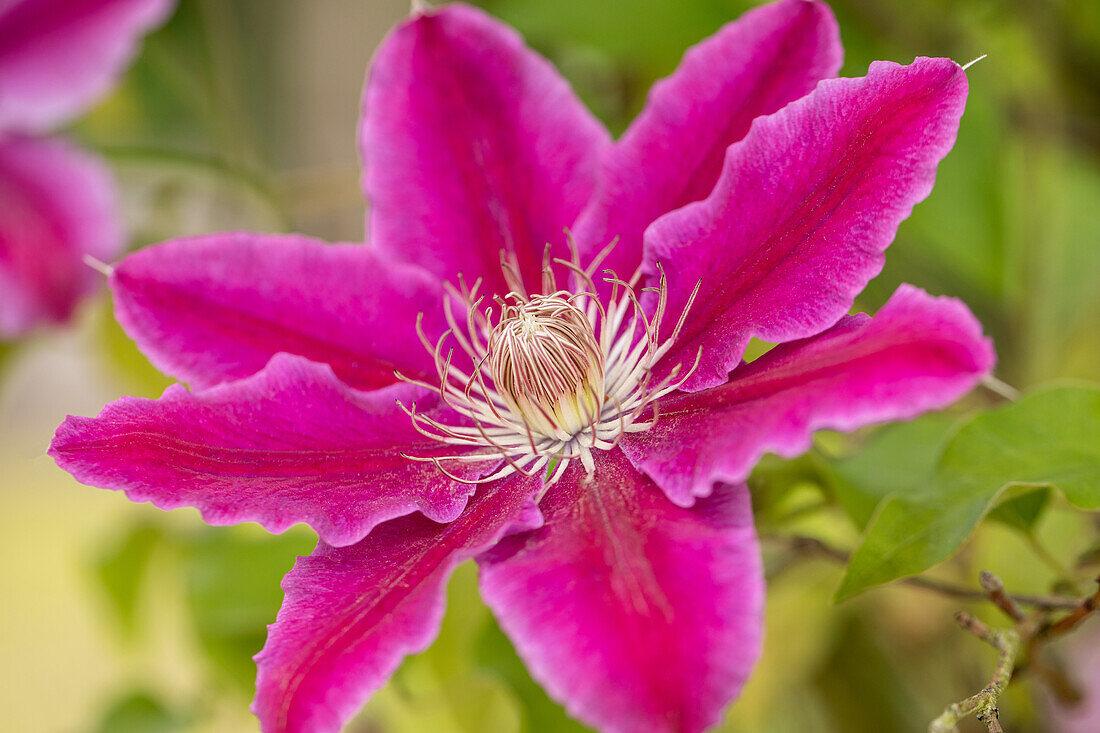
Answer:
top-left (487, 294), bottom-right (604, 439)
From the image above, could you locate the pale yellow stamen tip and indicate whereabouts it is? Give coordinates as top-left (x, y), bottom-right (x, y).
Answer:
top-left (487, 293), bottom-right (604, 439)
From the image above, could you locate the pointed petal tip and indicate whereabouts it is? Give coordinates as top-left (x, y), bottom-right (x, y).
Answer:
top-left (645, 54), bottom-right (972, 391)
top-left (625, 283), bottom-right (994, 505)
top-left (108, 233), bottom-right (447, 390)
top-left (81, 254), bottom-right (115, 278)
top-left (889, 283), bottom-right (996, 375)
top-left (961, 54), bottom-right (988, 71)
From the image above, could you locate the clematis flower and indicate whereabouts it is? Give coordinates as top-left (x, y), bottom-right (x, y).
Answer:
top-left (0, 0), bottom-right (173, 338)
top-left (50, 1), bottom-right (995, 731)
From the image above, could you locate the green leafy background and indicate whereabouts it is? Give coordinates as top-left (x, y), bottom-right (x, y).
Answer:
top-left (1, 0), bottom-right (1097, 731)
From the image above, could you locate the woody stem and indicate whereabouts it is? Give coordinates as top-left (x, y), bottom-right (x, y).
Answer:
top-left (928, 613), bottom-right (1019, 733)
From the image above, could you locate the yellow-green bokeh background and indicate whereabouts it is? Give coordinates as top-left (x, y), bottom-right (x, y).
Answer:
top-left (2, 1), bottom-right (1098, 731)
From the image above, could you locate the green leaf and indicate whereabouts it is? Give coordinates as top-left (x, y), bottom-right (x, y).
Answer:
top-left (364, 563), bottom-right (522, 733)
top-left (180, 526), bottom-right (314, 695)
top-left (836, 385), bottom-right (1100, 601)
top-left (97, 300), bottom-right (173, 398)
top-left (986, 487), bottom-right (1051, 532)
top-left (823, 414), bottom-right (958, 530)
top-left (94, 522), bottom-right (164, 637)
top-left (748, 453), bottom-right (828, 529)
top-left (475, 616), bottom-right (588, 733)
top-left (1075, 538), bottom-right (1100, 570)
top-left (94, 691), bottom-right (188, 733)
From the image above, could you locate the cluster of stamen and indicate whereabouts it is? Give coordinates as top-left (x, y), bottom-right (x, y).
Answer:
top-left (488, 294), bottom-right (604, 439)
top-left (396, 238), bottom-right (700, 486)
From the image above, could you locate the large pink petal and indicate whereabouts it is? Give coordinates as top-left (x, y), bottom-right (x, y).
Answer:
top-left (478, 449), bottom-right (763, 733)
top-left (253, 470), bottom-right (540, 733)
top-left (0, 134), bottom-right (121, 338)
top-left (110, 233), bottom-right (447, 390)
top-left (572, 0), bottom-right (841, 288)
top-left (648, 57), bottom-right (970, 390)
top-left (622, 285), bottom-right (994, 507)
top-left (360, 2), bottom-right (608, 298)
top-left (0, 0), bottom-right (173, 132)
top-left (50, 353), bottom-right (488, 547)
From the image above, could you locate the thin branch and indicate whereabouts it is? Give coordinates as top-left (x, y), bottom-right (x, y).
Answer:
top-left (932, 573), bottom-right (1100, 728)
top-left (767, 534), bottom-right (1099, 725)
top-left (762, 534), bottom-right (1080, 610)
top-left (980, 570), bottom-right (1025, 622)
top-left (929, 613), bottom-right (1019, 733)
top-left (764, 533), bottom-right (849, 563)
top-left (1043, 575), bottom-right (1100, 637)
top-left (909, 576), bottom-right (1078, 611)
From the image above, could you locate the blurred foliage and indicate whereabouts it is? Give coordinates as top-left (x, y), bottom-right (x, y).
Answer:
top-left (180, 528), bottom-right (315, 695)
top-left (475, 616), bottom-right (590, 733)
top-left (838, 386), bottom-right (1100, 601)
top-left (95, 522), bottom-right (165, 638)
top-left (987, 487), bottom-right (1051, 533)
top-left (359, 564), bottom-right (522, 732)
top-left (94, 691), bottom-right (191, 733)
top-left (823, 413), bottom-right (960, 530)
top-left (35, 0), bottom-right (1097, 731)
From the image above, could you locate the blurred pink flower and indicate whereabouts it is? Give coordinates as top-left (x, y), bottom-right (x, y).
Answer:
top-left (51, 2), bottom-right (993, 731)
top-left (0, 0), bottom-right (173, 338)
top-left (1046, 620), bottom-right (1100, 733)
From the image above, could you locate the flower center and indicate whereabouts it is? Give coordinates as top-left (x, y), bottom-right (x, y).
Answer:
top-left (396, 241), bottom-right (701, 486)
top-left (487, 295), bottom-right (604, 439)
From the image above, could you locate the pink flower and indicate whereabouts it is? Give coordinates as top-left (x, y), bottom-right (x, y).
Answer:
top-left (0, 0), bottom-right (173, 338)
top-left (50, 2), bottom-right (995, 731)
top-left (1044, 620), bottom-right (1100, 733)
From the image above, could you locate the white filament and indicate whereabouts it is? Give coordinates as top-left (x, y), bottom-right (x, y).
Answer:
top-left (396, 240), bottom-right (701, 485)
